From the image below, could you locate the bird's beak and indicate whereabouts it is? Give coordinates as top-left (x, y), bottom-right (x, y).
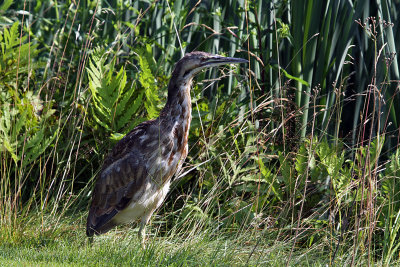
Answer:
top-left (201, 56), bottom-right (248, 67)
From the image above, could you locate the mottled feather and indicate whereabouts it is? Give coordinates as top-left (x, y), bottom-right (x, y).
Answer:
top-left (87, 120), bottom-right (166, 235)
top-left (86, 51), bottom-right (247, 238)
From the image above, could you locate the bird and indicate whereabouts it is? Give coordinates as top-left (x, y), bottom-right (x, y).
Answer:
top-left (86, 51), bottom-right (247, 245)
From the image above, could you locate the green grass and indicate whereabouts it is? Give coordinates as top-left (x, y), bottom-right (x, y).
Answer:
top-left (0, 233), bottom-right (302, 266)
top-left (0, 215), bottom-right (349, 267)
top-left (0, 224), bottom-right (273, 266)
top-left (0, 213), bottom-right (386, 266)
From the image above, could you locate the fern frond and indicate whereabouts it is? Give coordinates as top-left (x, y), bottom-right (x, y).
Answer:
top-left (115, 81), bottom-right (136, 119)
top-left (87, 46), bottom-right (163, 143)
top-left (137, 49), bottom-right (160, 119)
top-left (20, 127), bottom-right (58, 168)
top-left (0, 0), bottom-right (13, 12)
top-left (117, 91), bottom-right (143, 130)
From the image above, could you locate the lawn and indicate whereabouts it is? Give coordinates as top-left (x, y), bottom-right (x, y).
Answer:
top-left (0, 219), bottom-right (287, 266)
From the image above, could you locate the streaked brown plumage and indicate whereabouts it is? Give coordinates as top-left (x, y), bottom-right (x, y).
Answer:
top-left (86, 51), bottom-right (247, 244)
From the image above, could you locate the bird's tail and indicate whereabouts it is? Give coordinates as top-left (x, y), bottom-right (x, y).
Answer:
top-left (86, 208), bottom-right (118, 236)
top-left (86, 214), bottom-right (96, 237)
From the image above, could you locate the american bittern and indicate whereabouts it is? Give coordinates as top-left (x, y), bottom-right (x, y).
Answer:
top-left (86, 51), bottom-right (247, 245)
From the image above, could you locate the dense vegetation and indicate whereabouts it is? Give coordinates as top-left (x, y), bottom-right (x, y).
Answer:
top-left (1, 0), bottom-right (400, 265)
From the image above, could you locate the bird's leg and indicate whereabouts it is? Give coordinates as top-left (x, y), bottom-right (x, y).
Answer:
top-left (138, 212), bottom-right (154, 248)
top-left (138, 221), bottom-right (146, 248)
top-left (88, 236), bottom-right (94, 246)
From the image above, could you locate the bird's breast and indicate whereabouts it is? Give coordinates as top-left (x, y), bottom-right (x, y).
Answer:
top-left (112, 179), bottom-right (171, 224)
top-left (140, 113), bottom-right (190, 185)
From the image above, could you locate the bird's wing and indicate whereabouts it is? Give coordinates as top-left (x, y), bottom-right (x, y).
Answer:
top-left (86, 120), bottom-right (159, 236)
top-left (100, 120), bottom-right (155, 170)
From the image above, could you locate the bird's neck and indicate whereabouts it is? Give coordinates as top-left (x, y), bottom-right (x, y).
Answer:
top-left (162, 78), bottom-right (193, 128)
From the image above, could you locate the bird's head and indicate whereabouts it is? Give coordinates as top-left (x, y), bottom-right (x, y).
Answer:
top-left (173, 51), bottom-right (248, 80)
